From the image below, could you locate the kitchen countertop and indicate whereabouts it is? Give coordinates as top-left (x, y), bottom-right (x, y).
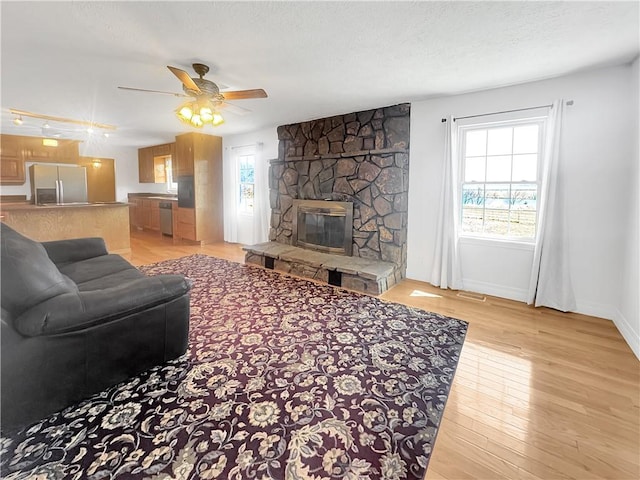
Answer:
top-left (146, 196), bottom-right (178, 201)
top-left (0, 202), bottom-right (129, 211)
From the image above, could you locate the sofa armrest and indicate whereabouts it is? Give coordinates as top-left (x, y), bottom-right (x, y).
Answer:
top-left (42, 238), bottom-right (109, 265)
top-left (14, 275), bottom-right (191, 337)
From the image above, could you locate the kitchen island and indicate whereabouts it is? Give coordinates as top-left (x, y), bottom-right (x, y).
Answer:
top-left (0, 202), bottom-right (131, 254)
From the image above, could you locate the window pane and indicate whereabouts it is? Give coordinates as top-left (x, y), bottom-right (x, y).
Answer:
top-left (465, 130), bottom-right (487, 156)
top-left (462, 207), bottom-right (484, 234)
top-left (512, 154), bottom-right (537, 181)
top-left (462, 184), bottom-right (485, 207)
top-left (511, 184), bottom-right (537, 210)
top-left (486, 155), bottom-right (511, 182)
top-left (485, 184), bottom-right (510, 210)
top-left (509, 210), bottom-right (536, 237)
top-left (484, 209), bottom-right (510, 235)
top-left (464, 156), bottom-right (485, 182)
top-left (513, 125), bottom-right (539, 154)
top-left (487, 127), bottom-right (513, 155)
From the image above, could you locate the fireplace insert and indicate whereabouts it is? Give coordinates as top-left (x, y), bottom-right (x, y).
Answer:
top-left (292, 200), bottom-right (353, 256)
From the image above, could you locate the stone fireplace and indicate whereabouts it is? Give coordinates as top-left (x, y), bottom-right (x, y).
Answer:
top-left (244, 102), bottom-right (410, 294)
top-left (293, 199), bottom-right (353, 256)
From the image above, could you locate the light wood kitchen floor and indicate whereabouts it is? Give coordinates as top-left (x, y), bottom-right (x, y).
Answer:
top-left (128, 229), bottom-right (640, 480)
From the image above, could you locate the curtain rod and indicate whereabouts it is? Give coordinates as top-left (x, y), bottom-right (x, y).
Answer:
top-left (441, 100), bottom-right (574, 123)
top-left (228, 142), bottom-right (263, 150)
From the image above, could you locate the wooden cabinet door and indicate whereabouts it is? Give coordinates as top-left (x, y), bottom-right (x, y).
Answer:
top-left (175, 134), bottom-right (194, 177)
top-left (140, 199), bottom-right (152, 228)
top-left (177, 207), bottom-right (196, 240)
top-left (0, 135), bottom-right (25, 185)
top-left (138, 147), bottom-right (155, 183)
top-left (153, 143), bottom-right (172, 157)
top-left (128, 201), bottom-right (138, 228)
top-left (150, 200), bottom-right (160, 231)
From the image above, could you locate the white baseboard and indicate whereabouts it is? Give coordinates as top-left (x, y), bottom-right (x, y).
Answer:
top-left (461, 279), bottom-right (528, 303)
top-left (460, 284), bottom-right (639, 360)
top-left (574, 300), bottom-right (617, 322)
top-left (613, 309), bottom-right (640, 360)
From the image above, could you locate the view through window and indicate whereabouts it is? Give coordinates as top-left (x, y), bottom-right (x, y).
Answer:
top-left (238, 153), bottom-right (255, 214)
top-left (460, 118), bottom-right (545, 240)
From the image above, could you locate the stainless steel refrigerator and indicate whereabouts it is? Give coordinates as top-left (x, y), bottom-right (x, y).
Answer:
top-left (30, 165), bottom-right (88, 204)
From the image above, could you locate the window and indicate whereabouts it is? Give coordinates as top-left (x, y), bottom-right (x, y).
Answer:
top-left (459, 117), bottom-right (545, 241)
top-left (238, 153), bottom-right (255, 214)
top-left (165, 158), bottom-right (177, 193)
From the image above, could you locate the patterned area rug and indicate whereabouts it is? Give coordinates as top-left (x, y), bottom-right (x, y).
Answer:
top-left (1, 254), bottom-right (467, 480)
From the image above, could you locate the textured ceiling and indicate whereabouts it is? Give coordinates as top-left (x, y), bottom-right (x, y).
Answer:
top-left (1, 1), bottom-right (638, 149)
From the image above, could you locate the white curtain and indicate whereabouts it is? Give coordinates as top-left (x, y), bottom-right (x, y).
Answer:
top-left (527, 100), bottom-right (576, 311)
top-left (223, 143), bottom-right (270, 245)
top-left (431, 116), bottom-right (463, 290)
top-left (250, 142), bottom-right (270, 244)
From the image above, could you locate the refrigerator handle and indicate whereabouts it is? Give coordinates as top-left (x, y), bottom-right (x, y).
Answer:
top-left (55, 180), bottom-right (60, 203)
top-left (59, 180), bottom-right (64, 203)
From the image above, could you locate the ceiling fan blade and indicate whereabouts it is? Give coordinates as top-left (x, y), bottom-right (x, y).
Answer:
top-left (118, 86), bottom-right (188, 97)
top-left (218, 101), bottom-right (251, 116)
top-left (221, 89), bottom-right (268, 100)
top-left (167, 65), bottom-right (201, 94)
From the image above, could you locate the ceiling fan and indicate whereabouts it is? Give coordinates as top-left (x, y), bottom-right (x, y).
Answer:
top-left (118, 63), bottom-right (267, 126)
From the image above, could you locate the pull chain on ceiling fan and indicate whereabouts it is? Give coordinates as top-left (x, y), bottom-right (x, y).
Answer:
top-left (118, 63), bottom-right (268, 128)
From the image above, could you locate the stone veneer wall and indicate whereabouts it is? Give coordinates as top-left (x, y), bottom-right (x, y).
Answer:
top-left (270, 103), bottom-right (410, 276)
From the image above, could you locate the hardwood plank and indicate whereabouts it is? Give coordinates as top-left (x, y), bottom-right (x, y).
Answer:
top-left (128, 230), bottom-right (640, 480)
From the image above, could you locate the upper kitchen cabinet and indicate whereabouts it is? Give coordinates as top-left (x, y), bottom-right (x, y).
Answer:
top-left (1, 134), bottom-right (81, 185)
top-left (0, 135), bottom-right (25, 185)
top-left (174, 136), bottom-right (194, 177)
top-left (138, 143), bottom-right (175, 183)
top-left (21, 137), bottom-right (80, 163)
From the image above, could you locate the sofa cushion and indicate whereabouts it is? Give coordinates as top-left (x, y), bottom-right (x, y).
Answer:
top-left (75, 268), bottom-right (144, 291)
top-left (0, 223), bottom-right (76, 316)
top-left (57, 254), bottom-right (141, 286)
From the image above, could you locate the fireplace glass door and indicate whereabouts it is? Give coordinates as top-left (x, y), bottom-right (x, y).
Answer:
top-left (293, 200), bottom-right (353, 256)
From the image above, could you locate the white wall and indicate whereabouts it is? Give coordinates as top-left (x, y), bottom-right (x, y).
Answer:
top-left (222, 126), bottom-right (278, 244)
top-left (617, 57), bottom-right (639, 358)
top-left (100, 145), bottom-right (169, 202)
top-left (407, 64), bottom-right (638, 333)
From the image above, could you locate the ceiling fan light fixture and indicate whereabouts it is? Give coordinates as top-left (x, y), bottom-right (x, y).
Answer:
top-left (190, 113), bottom-right (203, 127)
top-left (176, 99), bottom-right (224, 128)
top-left (177, 103), bottom-right (194, 121)
top-left (199, 106), bottom-right (213, 122)
top-left (212, 112), bottom-right (224, 126)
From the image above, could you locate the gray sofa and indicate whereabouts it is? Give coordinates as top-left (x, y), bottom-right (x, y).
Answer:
top-left (0, 223), bottom-right (191, 431)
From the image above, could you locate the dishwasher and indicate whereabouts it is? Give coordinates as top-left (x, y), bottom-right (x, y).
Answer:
top-left (159, 202), bottom-right (173, 236)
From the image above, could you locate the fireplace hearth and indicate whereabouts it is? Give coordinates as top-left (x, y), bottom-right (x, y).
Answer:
top-left (293, 200), bottom-right (353, 256)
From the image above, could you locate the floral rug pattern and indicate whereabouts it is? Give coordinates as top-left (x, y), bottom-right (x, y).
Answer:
top-left (1, 254), bottom-right (467, 479)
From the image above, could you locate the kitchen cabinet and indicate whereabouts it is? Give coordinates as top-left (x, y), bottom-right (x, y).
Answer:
top-left (174, 135), bottom-right (194, 177)
top-left (79, 157), bottom-right (116, 203)
top-left (21, 137), bottom-right (80, 163)
top-left (127, 195), bottom-right (173, 234)
top-left (177, 207), bottom-right (196, 241)
top-left (0, 135), bottom-right (26, 185)
top-left (173, 133), bottom-right (223, 244)
top-left (138, 147), bottom-right (155, 183)
top-left (138, 143), bottom-right (175, 184)
top-left (150, 201), bottom-right (160, 230)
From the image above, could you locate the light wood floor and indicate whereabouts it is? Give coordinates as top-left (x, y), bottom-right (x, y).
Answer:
top-left (128, 229), bottom-right (640, 480)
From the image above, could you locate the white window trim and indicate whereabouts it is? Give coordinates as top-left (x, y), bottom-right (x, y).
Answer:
top-left (457, 113), bottom-right (548, 244)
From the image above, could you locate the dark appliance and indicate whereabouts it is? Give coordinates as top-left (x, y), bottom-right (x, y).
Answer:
top-left (177, 176), bottom-right (195, 208)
